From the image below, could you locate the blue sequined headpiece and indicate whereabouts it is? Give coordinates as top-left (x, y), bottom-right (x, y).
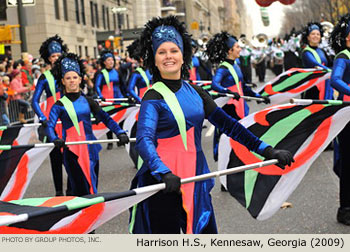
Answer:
top-left (225, 36), bottom-right (237, 49)
top-left (152, 25), bottom-right (183, 55)
top-left (61, 58), bottom-right (81, 77)
top-left (101, 52), bottom-right (113, 61)
top-left (48, 41), bottom-right (62, 56)
top-left (308, 24), bottom-right (320, 34)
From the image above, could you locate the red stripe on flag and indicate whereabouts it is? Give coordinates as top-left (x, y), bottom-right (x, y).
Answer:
top-left (0, 203), bottom-right (105, 234)
top-left (254, 105), bottom-right (295, 126)
top-left (38, 196), bottom-right (76, 207)
top-left (230, 115), bottom-right (331, 176)
top-left (2, 153), bottom-right (29, 202)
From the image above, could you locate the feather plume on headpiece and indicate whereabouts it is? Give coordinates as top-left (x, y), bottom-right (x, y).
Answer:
top-left (39, 35), bottom-right (68, 64)
top-left (205, 31), bottom-right (237, 65)
top-left (127, 38), bottom-right (142, 62)
top-left (139, 15), bottom-right (192, 81)
top-left (330, 14), bottom-right (350, 54)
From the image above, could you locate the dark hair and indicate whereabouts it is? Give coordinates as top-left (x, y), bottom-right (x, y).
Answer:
top-left (205, 31), bottom-right (237, 64)
top-left (330, 14), bottom-right (350, 54)
top-left (51, 53), bottom-right (86, 91)
top-left (39, 35), bottom-right (68, 64)
top-left (99, 49), bottom-right (115, 69)
top-left (301, 22), bottom-right (323, 46)
top-left (139, 15), bottom-right (192, 82)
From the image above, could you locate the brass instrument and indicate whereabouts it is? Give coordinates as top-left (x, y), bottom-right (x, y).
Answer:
top-left (251, 33), bottom-right (268, 49)
top-left (238, 36), bottom-right (250, 48)
top-left (321, 21), bottom-right (334, 39)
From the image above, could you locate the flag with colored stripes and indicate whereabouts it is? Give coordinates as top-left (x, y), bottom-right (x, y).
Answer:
top-left (0, 124), bottom-right (34, 146)
top-left (92, 103), bottom-right (137, 139)
top-left (0, 190), bottom-right (157, 233)
top-left (257, 68), bottom-right (331, 104)
top-left (0, 146), bottom-right (53, 201)
top-left (218, 102), bottom-right (350, 220)
top-left (123, 107), bottom-right (139, 167)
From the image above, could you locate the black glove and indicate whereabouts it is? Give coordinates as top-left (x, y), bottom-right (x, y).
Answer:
top-left (38, 120), bottom-right (48, 142)
top-left (127, 96), bottom-right (136, 104)
top-left (117, 133), bottom-right (129, 146)
top-left (257, 97), bottom-right (270, 104)
top-left (247, 83), bottom-right (258, 88)
top-left (160, 172), bottom-right (181, 194)
top-left (227, 90), bottom-right (240, 100)
top-left (40, 120), bottom-right (48, 128)
top-left (263, 146), bottom-right (294, 169)
top-left (53, 138), bottom-right (65, 149)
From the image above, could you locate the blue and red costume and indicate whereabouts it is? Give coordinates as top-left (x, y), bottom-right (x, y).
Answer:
top-left (330, 49), bottom-right (350, 212)
top-left (46, 92), bottom-right (126, 196)
top-left (32, 70), bottom-right (65, 195)
top-left (129, 79), bottom-right (269, 234)
top-left (301, 46), bottom-right (333, 100)
top-left (211, 59), bottom-right (263, 161)
top-left (95, 68), bottom-right (124, 99)
top-left (127, 67), bottom-right (152, 103)
top-left (212, 59), bottom-right (261, 119)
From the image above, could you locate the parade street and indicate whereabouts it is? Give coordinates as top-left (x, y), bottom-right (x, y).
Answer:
top-left (23, 69), bottom-right (348, 234)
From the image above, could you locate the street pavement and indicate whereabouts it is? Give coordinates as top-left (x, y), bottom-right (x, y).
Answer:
top-left (24, 68), bottom-right (349, 234)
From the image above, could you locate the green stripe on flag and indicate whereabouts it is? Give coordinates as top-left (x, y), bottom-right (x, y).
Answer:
top-left (261, 71), bottom-right (315, 96)
top-left (10, 197), bottom-right (54, 206)
top-left (243, 104), bottom-right (328, 208)
top-left (58, 196), bottom-right (105, 211)
top-left (0, 145), bottom-right (11, 150)
top-left (102, 105), bottom-right (118, 113)
top-left (0, 126), bottom-right (8, 131)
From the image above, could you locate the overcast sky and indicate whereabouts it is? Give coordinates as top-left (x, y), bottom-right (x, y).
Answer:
top-left (243, 1), bottom-right (286, 37)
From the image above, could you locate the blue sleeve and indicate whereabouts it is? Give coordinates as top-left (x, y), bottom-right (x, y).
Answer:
top-left (330, 58), bottom-right (350, 96)
top-left (95, 109), bottom-right (125, 135)
top-left (46, 104), bottom-right (61, 142)
top-left (31, 75), bottom-right (47, 121)
top-left (207, 107), bottom-right (269, 155)
top-left (127, 73), bottom-right (142, 103)
top-left (135, 100), bottom-right (171, 180)
top-left (302, 51), bottom-right (329, 70)
top-left (212, 67), bottom-right (229, 93)
top-left (94, 73), bottom-right (104, 99)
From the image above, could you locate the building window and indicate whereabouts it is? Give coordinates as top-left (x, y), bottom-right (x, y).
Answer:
top-left (85, 46), bottom-right (89, 57)
top-left (90, 1), bottom-right (94, 27)
top-left (94, 47), bottom-right (97, 59)
top-left (79, 45), bottom-right (82, 57)
top-left (75, 0), bottom-right (80, 24)
top-left (63, 0), bottom-right (68, 21)
top-left (54, 0), bottom-right (60, 20)
top-left (0, 1), bottom-right (7, 21)
top-left (94, 3), bottom-right (99, 28)
top-left (81, 0), bottom-right (86, 25)
top-left (102, 5), bottom-right (106, 30)
top-left (126, 14), bottom-right (129, 29)
top-left (113, 13), bottom-right (116, 31)
top-left (106, 7), bottom-right (110, 31)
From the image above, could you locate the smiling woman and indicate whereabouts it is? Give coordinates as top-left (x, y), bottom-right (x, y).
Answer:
top-left (128, 15), bottom-right (294, 234)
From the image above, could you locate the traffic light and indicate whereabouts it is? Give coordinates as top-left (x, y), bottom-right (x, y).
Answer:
top-left (114, 37), bottom-right (121, 48)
